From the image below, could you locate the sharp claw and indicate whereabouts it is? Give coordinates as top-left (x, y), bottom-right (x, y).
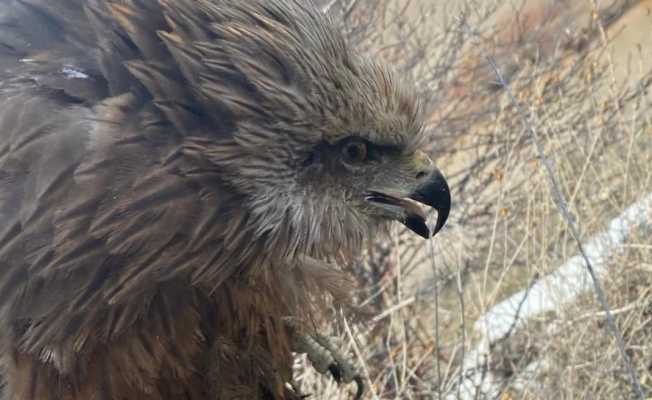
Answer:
top-left (328, 364), bottom-right (365, 399)
top-left (288, 320), bottom-right (364, 399)
top-left (353, 375), bottom-right (365, 400)
top-left (328, 363), bottom-right (342, 383)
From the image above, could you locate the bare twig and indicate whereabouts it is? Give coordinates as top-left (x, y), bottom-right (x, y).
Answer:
top-left (477, 33), bottom-right (645, 400)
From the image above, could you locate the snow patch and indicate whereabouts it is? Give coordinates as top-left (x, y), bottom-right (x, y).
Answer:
top-left (453, 192), bottom-right (652, 398)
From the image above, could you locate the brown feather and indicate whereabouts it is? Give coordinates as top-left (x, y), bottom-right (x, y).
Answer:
top-left (0, 0), bottom-right (429, 399)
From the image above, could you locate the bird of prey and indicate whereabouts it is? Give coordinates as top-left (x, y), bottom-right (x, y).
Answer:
top-left (0, 0), bottom-right (451, 399)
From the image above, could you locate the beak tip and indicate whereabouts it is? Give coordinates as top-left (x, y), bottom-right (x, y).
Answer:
top-left (413, 169), bottom-right (451, 239)
top-left (432, 209), bottom-right (449, 236)
top-left (432, 190), bottom-right (451, 236)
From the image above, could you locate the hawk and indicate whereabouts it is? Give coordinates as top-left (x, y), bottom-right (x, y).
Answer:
top-left (0, 0), bottom-right (450, 398)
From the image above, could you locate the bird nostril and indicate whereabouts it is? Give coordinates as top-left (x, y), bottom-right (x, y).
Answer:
top-left (416, 171), bottom-right (428, 180)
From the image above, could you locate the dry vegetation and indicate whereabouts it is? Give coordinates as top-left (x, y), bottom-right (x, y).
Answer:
top-left (296, 1), bottom-right (652, 399)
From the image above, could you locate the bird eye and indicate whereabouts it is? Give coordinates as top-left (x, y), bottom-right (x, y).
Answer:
top-left (342, 139), bottom-right (368, 164)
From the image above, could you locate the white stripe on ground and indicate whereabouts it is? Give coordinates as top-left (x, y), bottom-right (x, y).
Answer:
top-left (453, 192), bottom-right (652, 398)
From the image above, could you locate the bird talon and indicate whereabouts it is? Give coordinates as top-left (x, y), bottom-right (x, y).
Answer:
top-left (327, 364), bottom-right (365, 400)
top-left (288, 322), bottom-right (365, 399)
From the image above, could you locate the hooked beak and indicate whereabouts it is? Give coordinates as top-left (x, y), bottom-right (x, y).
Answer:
top-left (365, 169), bottom-right (451, 238)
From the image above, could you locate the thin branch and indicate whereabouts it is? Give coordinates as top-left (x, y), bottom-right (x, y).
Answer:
top-left (474, 31), bottom-right (645, 400)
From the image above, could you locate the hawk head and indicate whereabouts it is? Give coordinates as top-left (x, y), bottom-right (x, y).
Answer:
top-left (174, 1), bottom-right (451, 260)
top-left (94, 0), bottom-right (450, 263)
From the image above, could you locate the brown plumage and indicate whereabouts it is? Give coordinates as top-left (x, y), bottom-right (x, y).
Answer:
top-left (0, 0), bottom-right (450, 399)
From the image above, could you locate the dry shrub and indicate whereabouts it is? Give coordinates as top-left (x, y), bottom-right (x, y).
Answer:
top-left (296, 1), bottom-right (652, 398)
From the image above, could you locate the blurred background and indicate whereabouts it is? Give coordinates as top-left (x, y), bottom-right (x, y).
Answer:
top-left (298, 1), bottom-right (652, 398)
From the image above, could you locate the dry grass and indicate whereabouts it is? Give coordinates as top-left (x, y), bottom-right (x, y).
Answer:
top-left (296, 1), bottom-right (652, 398)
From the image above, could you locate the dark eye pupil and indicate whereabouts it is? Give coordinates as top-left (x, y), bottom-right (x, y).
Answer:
top-left (344, 141), bottom-right (367, 162)
top-left (347, 145), bottom-right (361, 160)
